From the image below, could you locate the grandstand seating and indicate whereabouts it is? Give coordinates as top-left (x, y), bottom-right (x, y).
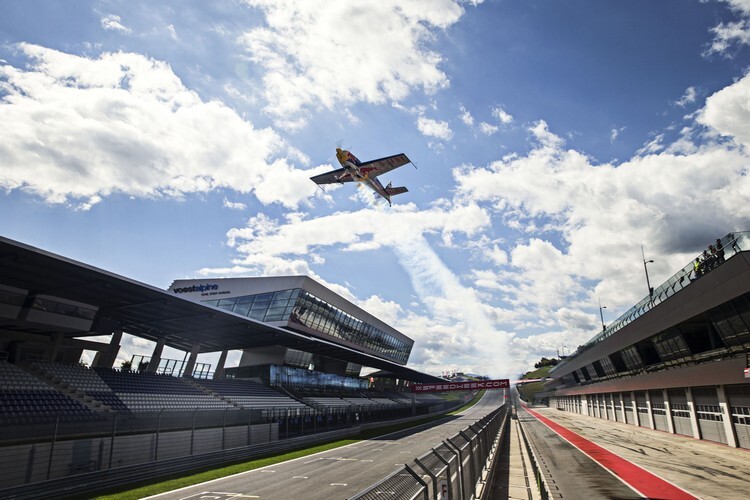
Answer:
top-left (288, 388), bottom-right (414, 409)
top-left (0, 361), bottom-right (99, 424)
top-left (414, 393), bottom-right (446, 402)
top-left (94, 368), bottom-right (236, 412)
top-left (193, 378), bottom-right (308, 410)
top-left (31, 361), bottom-right (130, 413)
top-left (367, 397), bottom-right (399, 406)
top-left (0, 361), bottom-right (445, 423)
top-left (383, 391), bottom-right (413, 403)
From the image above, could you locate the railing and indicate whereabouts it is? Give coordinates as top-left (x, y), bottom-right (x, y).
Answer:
top-left (552, 231), bottom-right (749, 372)
top-left (349, 403), bottom-right (508, 500)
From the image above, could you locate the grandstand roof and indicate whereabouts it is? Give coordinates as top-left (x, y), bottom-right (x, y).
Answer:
top-left (0, 236), bottom-right (444, 384)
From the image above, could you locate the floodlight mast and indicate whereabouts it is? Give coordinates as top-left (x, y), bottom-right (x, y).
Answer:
top-left (641, 245), bottom-right (654, 301)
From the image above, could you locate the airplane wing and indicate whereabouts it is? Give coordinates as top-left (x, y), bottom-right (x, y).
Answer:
top-left (310, 168), bottom-right (356, 185)
top-left (358, 153), bottom-right (411, 178)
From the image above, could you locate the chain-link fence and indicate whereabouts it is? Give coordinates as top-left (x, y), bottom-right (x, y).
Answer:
top-left (349, 403), bottom-right (508, 500)
top-left (0, 400), bottom-right (461, 491)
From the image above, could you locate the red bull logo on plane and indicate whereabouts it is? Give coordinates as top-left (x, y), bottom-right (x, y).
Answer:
top-left (410, 378), bottom-right (509, 393)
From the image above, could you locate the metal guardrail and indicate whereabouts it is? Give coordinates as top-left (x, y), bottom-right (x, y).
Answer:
top-left (349, 404), bottom-right (508, 500)
top-left (349, 464), bottom-right (428, 500)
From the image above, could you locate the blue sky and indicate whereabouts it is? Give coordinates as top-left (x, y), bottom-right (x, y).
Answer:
top-left (2, 0), bottom-right (750, 378)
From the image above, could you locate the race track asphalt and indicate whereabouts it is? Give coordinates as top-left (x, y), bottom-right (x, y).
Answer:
top-left (146, 390), bottom-right (505, 500)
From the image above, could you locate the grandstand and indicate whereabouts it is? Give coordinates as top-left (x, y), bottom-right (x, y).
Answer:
top-left (541, 231), bottom-right (750, 450)
top-left (0, 236), bottom-right (456, 494)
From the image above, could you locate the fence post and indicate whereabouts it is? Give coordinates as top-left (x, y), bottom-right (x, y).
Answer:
top-left (155, 408), bottom-right (164, 462)
top-left (459, 431), bottom-right (477, 492)
top-left (403, 464), bottom-right (430, 500)
top-left (414, 456), bottom-right (437, 500)
top-left (108, 413), bottom-right (117, 470)
top-left (445, 439), bottom-right (466, 500)
top-left (469, 423), bottom-right (487, 468)
top-left (247, 410), bottom-right (253, 446)
top-left (222, 407), bottom-right (228, 450)
top-left (432, 448), bottom-right (455, 500)
top-left (46, 417), bottom-right (59, 480)
top-left (191, 408), bottom-right (198, 455)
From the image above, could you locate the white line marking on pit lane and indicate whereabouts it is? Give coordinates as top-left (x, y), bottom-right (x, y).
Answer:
top-left (259, 469), bottom-right (276, 473)
top-left (361, 459), bottom-right (373, 462)
top-left (330, 483), bottom-right (348, 486)
top-left (292, 476), bottom-right (308, 479)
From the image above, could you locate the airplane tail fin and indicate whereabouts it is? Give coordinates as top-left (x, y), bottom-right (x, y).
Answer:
top-left (385, 182), bottom-right (408, 196)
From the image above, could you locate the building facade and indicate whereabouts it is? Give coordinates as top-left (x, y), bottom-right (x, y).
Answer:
top-left (542, 232), bottom-right (750, 449)
top-left (169, 276), bottom-right (415, 380)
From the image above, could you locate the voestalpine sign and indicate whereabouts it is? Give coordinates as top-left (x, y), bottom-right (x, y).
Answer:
top-left (410, 379), bottom-right (509, 393)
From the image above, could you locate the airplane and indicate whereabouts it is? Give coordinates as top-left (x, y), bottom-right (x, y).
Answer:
top-left (310, 148), bottom-right (412, 205)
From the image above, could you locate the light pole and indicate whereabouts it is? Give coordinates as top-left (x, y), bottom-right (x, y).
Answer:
top-left (641, 245), bottom-right (654, 300)
top-left (598, 297), bottom-right (607, 332)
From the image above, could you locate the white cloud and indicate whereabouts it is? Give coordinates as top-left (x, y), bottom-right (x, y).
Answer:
top-left (166, 24), bottom-right (179, 41)
top-left (697, 71), bottom-right (750, 147)
top-left (417, 115), bottom-right (454, 141)
top-left (491, 106), bottom-right (513, 124)
top-left (0, 44), bottom-right (327, 209)
top-left (636, 133), bottom-right (665, 156)
top-left (478, 122), bottom-right (499, 135)
top-left (239, 0), bottom-right (468, 128)
top-left (610, 126), bottom-right (625, 142)
top-left (454, 94), bottom-right (750, 334)
top-left (705, 1), bottom-right (750, 56)
top-left (459, 105), bottom-right (474, 126)
top-left (101, 14), bottom-right (131, 33)
top-left (675, 86), bottom-right (697, 107)
top-left (223, 198), bottom-right (247, 210)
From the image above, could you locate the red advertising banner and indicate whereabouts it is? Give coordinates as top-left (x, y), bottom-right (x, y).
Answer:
top-left (410, 378), bottom-right (509, 393)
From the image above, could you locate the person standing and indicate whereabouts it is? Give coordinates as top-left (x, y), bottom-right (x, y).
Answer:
top-left (715, 238), bottom-right (725, 264)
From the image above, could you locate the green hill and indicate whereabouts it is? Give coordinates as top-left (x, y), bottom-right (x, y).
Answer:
top-left (516, 364), bottom-right (554, 403)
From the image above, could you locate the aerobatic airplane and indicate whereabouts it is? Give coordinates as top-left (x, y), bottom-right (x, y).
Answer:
top-left (310, 148), bottom-right (412, 205)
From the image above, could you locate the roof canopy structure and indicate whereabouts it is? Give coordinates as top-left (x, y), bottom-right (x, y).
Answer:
top-left (0, 236), bottom-right (444, 384)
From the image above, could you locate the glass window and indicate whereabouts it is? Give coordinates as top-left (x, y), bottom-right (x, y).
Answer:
top-left (217, 298), bottom-right (237, 311)
top-left (273, 289), bottom-right (292, 300)
top-left (248, 309), bottom-right (265, 321)
top-left (621, 346), bottom-right (642, 370)
top-left (253, 293), bottom-right (273, 304)
top-left (271, 297), bottom-right (290, 308)
top-left (233, 301), bottom-right (251, 317)
top-left (264, 307), bottom-right (287, 321)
